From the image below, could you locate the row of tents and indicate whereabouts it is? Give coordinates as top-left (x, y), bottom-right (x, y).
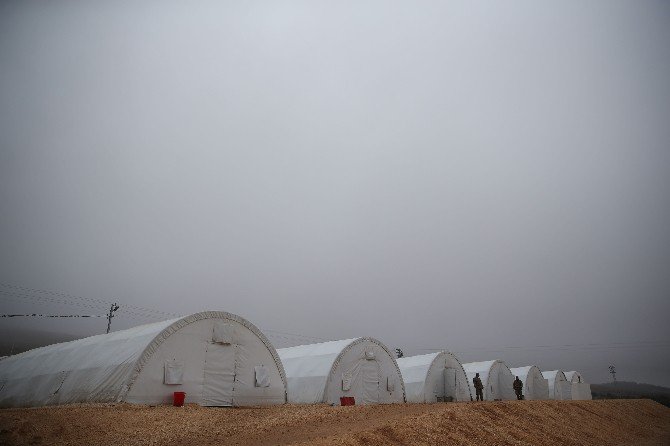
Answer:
top-left (0, 311), bottom-right (591, 408)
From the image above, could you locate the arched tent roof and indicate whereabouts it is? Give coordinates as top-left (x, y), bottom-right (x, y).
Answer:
top-left (564, 371), bottom-right (581, 383)
top-left (565, 371), bottom-right (592, 400)
top-left (0, 311), bottom-right (286, 408)
top-left (509, 365), bottom-right (549, 400)
top-left (278, 337), bottom-right (405, 405)
top-left (462, 360), bottom-right (516, 401)
top-left (396, 351), bottom-right (472, 403)
top-left (542, 370), bottom-right (572, 400)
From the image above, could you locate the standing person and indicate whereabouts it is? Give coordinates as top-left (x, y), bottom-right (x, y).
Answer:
top-left (473, 373), bottom-right (484, 401)
top-left (513, 376), bottom-right (524, 400)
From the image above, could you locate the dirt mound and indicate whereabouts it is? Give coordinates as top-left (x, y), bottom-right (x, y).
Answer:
top-left (1, 399), bottom-right (668, 446)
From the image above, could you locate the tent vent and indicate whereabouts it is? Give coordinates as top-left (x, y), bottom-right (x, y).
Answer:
top-left (254, 365), bottom-right (270, 387)
top-left (364, 349), bottom-right (375, 360)
top-left (212, 322), bottom-right (233, 344)
top-left (164, 361), bottom-right (184, 385)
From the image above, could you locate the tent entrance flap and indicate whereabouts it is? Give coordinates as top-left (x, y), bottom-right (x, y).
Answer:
top-left (556, 381), bottom-right (572, 400)
top-left (361, 360), bottom-right (380, 404)
top-left (203, 343), bottom-right (236, 406)
top-left (443, 368), bottom-right (456, 402)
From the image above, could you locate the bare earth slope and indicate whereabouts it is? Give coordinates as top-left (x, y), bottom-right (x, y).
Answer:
top-left (1, 399), bottom-right (668, 446)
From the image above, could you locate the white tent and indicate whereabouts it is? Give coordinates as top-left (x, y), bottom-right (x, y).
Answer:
top-left (542, 370), bottom-right (572, 400)
top-left (396, 352), bottom-right (472, 403)
top-left (0, 311), bottom-right (287, 408)
top-left (565, 371), bottom-right (592, 400)
top-left (462, 360), bottom-right (516, 401)
top-left (277, 337), bottom-right (405, 405)
top-left (509, 365), bottom-right (549, 400)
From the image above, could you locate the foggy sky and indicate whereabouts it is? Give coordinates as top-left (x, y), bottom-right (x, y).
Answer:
top-left (1, 1), bottom-right (669, 386)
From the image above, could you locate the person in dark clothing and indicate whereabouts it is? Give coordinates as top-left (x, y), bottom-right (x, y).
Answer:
top-left (513, 376), bottom-right (524, 400)
top-left (473, 373), bottom-right (484, 401)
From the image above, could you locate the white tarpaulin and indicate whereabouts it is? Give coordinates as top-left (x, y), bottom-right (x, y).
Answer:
top-left (0, 311), bottom-right (287, 408)
top-left (462, 360), bottom-right (516, 401)
top-left (396, 352), bottom-right (472, 403)
top-left (565, 371), bottom-right (592, 400)
top-left (509, 365), bottom-right (549, 400)
top-left (277, 337), bottom-right (405, 405)
top-left (542, 370), bottom-right (572, 400)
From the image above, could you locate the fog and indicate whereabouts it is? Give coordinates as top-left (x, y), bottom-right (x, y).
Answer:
top-left (1, 0), bottom-right (669, 386)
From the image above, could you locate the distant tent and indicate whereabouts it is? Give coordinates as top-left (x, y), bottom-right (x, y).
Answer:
top-left (509, 366), bottom-right (549, 400)
top-left (396, 351), bottom-right (472, 403)
top-left (542, 370), bottom-right (572, 400)
top-left (462, 360), bottom-right (516, 401)
top-left (0, 311), bottom-right (287, 408)
top-left (565, 371), bottom-right (592, 400)
top-left (277, 337), bottom-right (405, 405)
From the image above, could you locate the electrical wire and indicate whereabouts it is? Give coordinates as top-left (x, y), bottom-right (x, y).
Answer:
top-left (0, 283), bottom-right (182, 318)
top-left (1, 314), bottom-right (106, 318)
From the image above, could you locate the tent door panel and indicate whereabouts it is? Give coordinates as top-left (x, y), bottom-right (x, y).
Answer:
top-left (556, 381), bottom-right (572, 400)
top-left (443, 368), bottom-right (456, 402)
top-left (534, 375), bottom-right (548, 400)
top-left (361, 360), bottom-right (380, 404)
top-left (202, 343), bottom-right (236, 406)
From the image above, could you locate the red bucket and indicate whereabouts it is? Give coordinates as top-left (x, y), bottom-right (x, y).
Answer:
top-left (173, 391), bottom-right (186, 407)
top-left (340, 396), bottom-right (355, 406)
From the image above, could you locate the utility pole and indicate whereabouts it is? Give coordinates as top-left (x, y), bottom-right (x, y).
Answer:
top-left (608, 365), bottom-right (616, 383)
top-left (106, 303), bottom-right (119, 334)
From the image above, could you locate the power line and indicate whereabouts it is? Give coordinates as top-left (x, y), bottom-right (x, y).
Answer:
top-left (0, 290), bottom-right (108, 311)
top-left (0, 283), bottom-right (182, 320)
top-left (0, 293), bottom-right (172, 323)
top-left (1, 314), bottom-right (106, 318)
top-left (0, 283), bottom-right (182, 318)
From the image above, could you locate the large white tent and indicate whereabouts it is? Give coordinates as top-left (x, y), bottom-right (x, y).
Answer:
top-left (277, 337), bottom-right (405, 405)
top-left (0, 311), bottom-right (287, 408)
top-left (564, 371), bottom-right (592, 400)
top-left (462, 360), bottom-right (516, 401)
top-left (542, 370), bottom-right (572, 400)
top-left (396, 351), bottom-right (472, 403)
top-left (509, 365), bottom-right (549, 400)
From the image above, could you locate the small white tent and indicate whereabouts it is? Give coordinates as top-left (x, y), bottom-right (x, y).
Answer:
top-left (396, 351), bottom-right (472, 403)
top-left (565, 371), bottom-right (592, 400)
top-left (0, 311), bottom-right (287, 408)
top-left (542, 370), bottom-right (572, 400)
top-left (462, 360), bottom-right (516, 401)
top-left (509, 365), bottom-right (549, 400)
top-left (277, 338), bottom-right (405, 405)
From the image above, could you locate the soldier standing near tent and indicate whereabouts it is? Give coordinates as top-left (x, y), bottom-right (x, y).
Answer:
top-left (473, 373), bottom-right (484, 401)
top-left (513, 376), bottom-right (524, 400)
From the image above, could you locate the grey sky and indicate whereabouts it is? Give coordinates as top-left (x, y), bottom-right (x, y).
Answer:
top-left (1, 1), bottom-right (669, 386)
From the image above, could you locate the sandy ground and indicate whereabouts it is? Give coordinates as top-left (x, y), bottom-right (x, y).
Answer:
top-left (1, 399), bottom-right (668, 446)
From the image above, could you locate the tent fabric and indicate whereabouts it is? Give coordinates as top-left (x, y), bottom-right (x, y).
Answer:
top-left (396, 352), bottom-right (472, 403)
top-left (509, 366), bottom-right (549, 400)
top-left (164, 361), bottom-right (185, 385)
top-left (565, 371), bottom-right (592, 400)
top-left (277, 337), bottom-right (405, 405)
top-left (0, 311), bottom-right (287, 408)
top-left (542, 370), bottom-right (572, 400)
top-left (462, 360), bottom-right (516, 401)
